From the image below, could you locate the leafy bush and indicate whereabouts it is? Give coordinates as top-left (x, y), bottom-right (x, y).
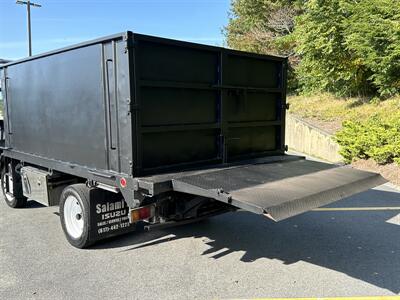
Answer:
top-left (335, 115), bottom-right (400, 165)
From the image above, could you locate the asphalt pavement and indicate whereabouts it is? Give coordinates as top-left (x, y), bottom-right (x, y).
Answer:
top-left (1, 183), bottom-right (400, 299)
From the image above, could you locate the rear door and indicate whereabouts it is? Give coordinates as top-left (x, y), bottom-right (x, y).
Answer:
top-left (220, 51), bottom-right (286, 162)
top-left (132, 34), bottom-right (287, 175)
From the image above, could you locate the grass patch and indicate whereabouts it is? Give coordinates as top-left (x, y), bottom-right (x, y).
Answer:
top-left (288, 93), bottom-right (400, 128)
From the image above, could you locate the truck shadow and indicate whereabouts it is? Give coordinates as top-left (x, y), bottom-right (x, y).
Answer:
top-left (96, 188), bottom-right (400, 293)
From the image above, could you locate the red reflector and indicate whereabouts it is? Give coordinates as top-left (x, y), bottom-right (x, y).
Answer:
top-left (120, 177), bottom-right (127, 188)
top-left (139, 206), bottom-right (151, 219)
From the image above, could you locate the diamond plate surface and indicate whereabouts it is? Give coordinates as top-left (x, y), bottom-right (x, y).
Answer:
top-left (173, 160), bottom-right (386, 221)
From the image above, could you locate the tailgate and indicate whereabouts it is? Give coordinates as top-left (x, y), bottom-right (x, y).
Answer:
top-left (170, 159), bottom-right (386, 221)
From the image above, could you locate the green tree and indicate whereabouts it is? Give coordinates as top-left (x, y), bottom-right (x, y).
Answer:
top-left (294, 0), bottom-right (369, 96)
top-left (294, 0), bottom-right (400, 97)
top-left (343, 0), bottom-right (400, 97)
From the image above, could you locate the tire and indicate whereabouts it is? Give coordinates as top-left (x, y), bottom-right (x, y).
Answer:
top-left (1, 164), bottom-right (27, 208)
top-left (60, 184), bottom-right (94, 249)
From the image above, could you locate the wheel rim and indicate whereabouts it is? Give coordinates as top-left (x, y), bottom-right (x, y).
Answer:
top-left (64, 195), bottom-right (84, 239)
top-left (2, 172), bottom-right (15, 203)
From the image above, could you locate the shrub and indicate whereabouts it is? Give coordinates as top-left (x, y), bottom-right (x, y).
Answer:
top-left (335, 115), bottom-right (400, 165)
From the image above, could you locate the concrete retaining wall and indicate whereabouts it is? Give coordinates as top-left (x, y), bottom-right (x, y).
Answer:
top-left (285, 114), bottom-right (343, 163)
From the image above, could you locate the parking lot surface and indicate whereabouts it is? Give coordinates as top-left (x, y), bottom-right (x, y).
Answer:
top-left (1, 183), bottom-right (400, 299)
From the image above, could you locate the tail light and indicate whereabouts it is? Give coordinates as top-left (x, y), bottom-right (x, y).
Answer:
top-left (130, 205), bottom-right (155, 223)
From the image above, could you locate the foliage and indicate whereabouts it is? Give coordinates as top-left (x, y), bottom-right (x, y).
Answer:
top-left (343, 0), bottom-right (400, 97)
top-left (294, 0), bottom-right (400, 97)
top-left (294, 0), bottom-right (368, 96)
top-left (335, 114), bottom-right (400, 165)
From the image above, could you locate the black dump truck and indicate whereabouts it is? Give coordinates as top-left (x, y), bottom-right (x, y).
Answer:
top-left (0, 32), bottom-right (386, 248)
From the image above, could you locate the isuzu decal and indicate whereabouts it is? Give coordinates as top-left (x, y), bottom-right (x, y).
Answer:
top-left (89, 189), bottom-right (135, 241)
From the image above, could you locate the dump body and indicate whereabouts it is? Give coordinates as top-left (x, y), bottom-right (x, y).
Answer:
top-left (133, 34), bottom-right (286, 174)
top-left (0, 31), bottom-right (286, 179)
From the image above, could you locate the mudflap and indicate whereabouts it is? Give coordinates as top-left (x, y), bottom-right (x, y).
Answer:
top-left (88, 189), bottom-right (136, 242)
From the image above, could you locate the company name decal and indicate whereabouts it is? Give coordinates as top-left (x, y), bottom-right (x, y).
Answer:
top-left (94, 200), bottom-right (131, 235)
top-left (96, 200), bottom-right (125, 214)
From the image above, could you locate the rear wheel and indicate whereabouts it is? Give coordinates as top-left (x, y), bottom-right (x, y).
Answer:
top-left (60, 184), bottom-right (93, 249)
top-left (1, 162), bottom-right (27, 208)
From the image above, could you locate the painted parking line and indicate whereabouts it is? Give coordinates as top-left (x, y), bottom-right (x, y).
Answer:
top-left (245, 297), bottom-right (400, 300)
top-left (312, 207), bottom-right (400, 212)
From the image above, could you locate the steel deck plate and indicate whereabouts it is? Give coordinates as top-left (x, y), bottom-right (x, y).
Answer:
top-left (170, 159), bottom-right (386, 221)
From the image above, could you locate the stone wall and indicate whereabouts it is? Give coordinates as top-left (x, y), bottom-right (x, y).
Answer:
top-left (285, 114), bottom-right (343, 163)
